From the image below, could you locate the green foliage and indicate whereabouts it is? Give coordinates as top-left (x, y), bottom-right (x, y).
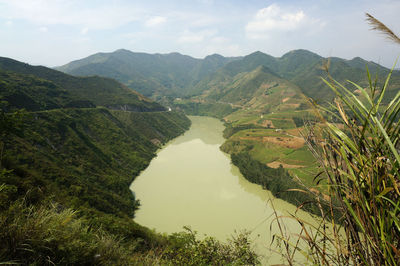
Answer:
top-left (223, 122), bottom-right (265, 138)
top-left (0, 70), bottom-right (80, 111)
top-left (1, 108), bottom-right (190, 217)
top-left (230, 152), bottom-right (324, 216)
top-left (52, 49), bottom-right (400, 108)
top-left (162, 227), bottom-right (258, 265)
top-left (0, 103), bottom-right (190, 263)
top-left (175, 101), bottom-right (237, 119)
top-left (0, 56), bottom-right (165, 112)
top-left (0, 200), bottom-right (137, 265)
top-left (0, 56), bottom-right (261, 265)
top-left (193, 50), bottom-right (400, 108)
top-left (56, 49), bottom-right (239, 98)
top-left (281, 66), bottom-right (400, 265)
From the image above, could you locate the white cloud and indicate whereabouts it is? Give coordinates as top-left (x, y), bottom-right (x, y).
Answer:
top-left (245, 4), bottom-right (320, 39)
top-left (5, 20), bottom-right (12, 26)
top-left (81, 27), bottom-right (89, 35)
top-left (177, 29), bottom-right (217, 44)
top-left (145, 16), bottom-right (167, 27)
top-left (0, 0), bottom-right (143, 30)
top-left (38, 26), bottom-right (48, 32)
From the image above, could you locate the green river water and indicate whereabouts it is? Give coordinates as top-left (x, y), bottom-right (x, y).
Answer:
top-left (130, 116), bottom-right (315, 264)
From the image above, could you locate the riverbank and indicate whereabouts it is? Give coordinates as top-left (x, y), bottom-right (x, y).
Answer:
top-left (130, 116), bottom-right (318, 264)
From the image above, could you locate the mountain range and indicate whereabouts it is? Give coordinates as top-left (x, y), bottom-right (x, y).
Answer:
top-left (2, 47), bottom-right (400, 264)
top-left (56, 49), bottom-right (240, 98)
top-left (56, 49), bottom-right (400, 105)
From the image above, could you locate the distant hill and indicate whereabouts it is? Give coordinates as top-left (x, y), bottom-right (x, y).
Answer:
top-left (199, 49), bottom-right (400, 104)
top-left (57, 49), bottom-right (400, 104)
top-left (56, 49), bottom-right (240, 98)
top-left (0, 56), bottom-right (165, 112)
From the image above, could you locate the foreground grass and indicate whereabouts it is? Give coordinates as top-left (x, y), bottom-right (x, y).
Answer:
top-left (0, 197), bottom-right (258, 265)
top-left (275, 63), bottom-right (400, 265)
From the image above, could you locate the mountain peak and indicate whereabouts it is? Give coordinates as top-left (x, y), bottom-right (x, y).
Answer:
top-left (249, 51), bottom-right (267, 57)
top-left (114, 48), bottom-right (132, 54)
top-left (205, 53), bottom-right (224, 60)
top-left (281, 49), bottom-right (321, 59)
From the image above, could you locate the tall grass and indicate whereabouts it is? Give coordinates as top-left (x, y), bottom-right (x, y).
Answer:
top-left (0, 199), bottom-right (137, 265)
top-left (273, 14), bottom-right (400, 265)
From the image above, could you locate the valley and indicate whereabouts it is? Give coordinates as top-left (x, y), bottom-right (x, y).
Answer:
top-left (1, 47), bottom-right (399, 264)
top-left (130, 116), bottom-right (316, 264)
top-left (1, 1), bottom-right (399, 264)
top-left (58, 48), bottom-right (400, 200)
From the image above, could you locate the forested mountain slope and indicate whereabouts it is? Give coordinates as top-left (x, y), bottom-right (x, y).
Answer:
top-left (0, 57), bottom-right (210, 264)
top-left (194, 49), bottom-right (400, 104)
top-left (0, 56), bottom-right (164, 111)
top-left (56, 49), bottom-right (240, 98)
top-left (57, 48), bottom-right (400, 105)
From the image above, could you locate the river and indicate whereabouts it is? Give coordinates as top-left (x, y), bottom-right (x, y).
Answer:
top-left (130, 116), bottom-right (315, 264)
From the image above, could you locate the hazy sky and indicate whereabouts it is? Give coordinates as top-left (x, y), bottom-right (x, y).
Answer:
top-left (0, 0), bottom-right (399, 67)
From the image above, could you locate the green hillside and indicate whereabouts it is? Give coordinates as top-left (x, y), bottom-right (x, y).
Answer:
top-left (56, 49), bottom-right (239, 98)
top-left (0, 56), bottom-right (164, 112)
top-left (0, 107), bottom-right (192, 264)
top-left (56, 48), bottom-right (400, 200)
top-left (1, 56), bottom-right (260, 264)
top-left (199, 49), bottom-right (400, 104)
top-left (56, 48), bottom-right (400, 105)
top-left (0, 70), bottom-right (85, 111)
top-left (175, 50), bottom-right (398, 204)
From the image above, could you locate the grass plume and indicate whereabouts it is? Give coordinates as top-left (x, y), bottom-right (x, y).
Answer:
top-left (366, 13), bottom-right (400, 45)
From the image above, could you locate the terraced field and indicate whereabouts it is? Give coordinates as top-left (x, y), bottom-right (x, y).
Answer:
top-left (221, 111), bottom-right (320, 187)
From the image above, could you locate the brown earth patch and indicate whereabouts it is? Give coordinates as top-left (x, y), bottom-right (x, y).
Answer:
top-left (285, 128), bottom-right (302, 137)
top-left (269, 118), bottom-right (293, 120)
top-left (262, 136), bottom-right (305, 149)
top-left (282, 97), bottom-right (290, 103)
top-left (150, 138), bottom-right (162, 146)
top-left (261, 119), bottom-right (274, 128)
top-left (282, 103), bottom-right (300, 108)
top-left (267, 161), bottom-right (304, 169)
top-left (238, 136), bottom-right (262, 142)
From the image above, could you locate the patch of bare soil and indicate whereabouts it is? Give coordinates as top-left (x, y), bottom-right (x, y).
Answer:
top-left (286, 128), bottom-right (302, 137)
top-left (239, 136), bottom-right (262, 142)
top-left (262, 136), bottom-right (305, 149)
top-left (261, 119), bottom-right (274, 128)
top-left (282, 103), bottom-right (300, 109)
top-left (267, 161), bottom-right (304, 169)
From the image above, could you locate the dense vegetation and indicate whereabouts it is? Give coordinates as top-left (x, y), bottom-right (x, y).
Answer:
top-left (223, 123), bottom-right (266, 138)
top-left (0, 57), bottom-right (164, 112)
top-left (56, 49), bottom-right (240, 98)
top-left (57, 49), bottom-right (400, 104)
top-left (230, 152), bottom-right (325, 216)
top-left (277, 66), bottom-right (400, 265)
top-left (0, 58), bottom-right (260, 264)
top-left (0, 106), bottom-right (191, 262)
top-left (174, 101), bottom-right (237, 119)
top-left (3, 29), bottom-right (399, 263)
top-left (276, 15), bottom-right (400, 264)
